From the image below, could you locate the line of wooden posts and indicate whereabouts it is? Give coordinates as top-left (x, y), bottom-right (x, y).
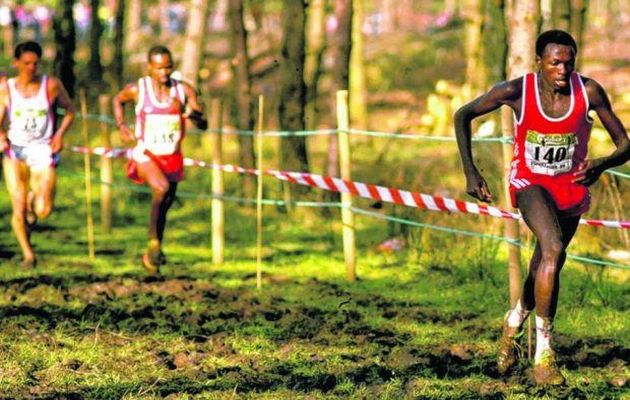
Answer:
top-left (79, 90), bottom-right (522, 295)
top-left (78, 90), bottom-right (358, 285)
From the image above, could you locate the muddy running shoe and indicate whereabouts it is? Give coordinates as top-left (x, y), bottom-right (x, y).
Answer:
top-left (497, 311), bottom-right (524, 375)
top-left (534, 349), bottom-right (565, 385)
top-left (21, 257), bottom-right (37, 270)
top-left (147, 239), bottom-right (163, 266)
top-left (141, 253), bottom-right (159, 275)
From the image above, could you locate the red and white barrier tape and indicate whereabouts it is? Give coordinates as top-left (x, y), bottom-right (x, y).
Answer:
top-left (71, 146), bottom-right (630, 229)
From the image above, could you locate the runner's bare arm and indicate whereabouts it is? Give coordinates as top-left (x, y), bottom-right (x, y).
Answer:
top-left (0, 80), bottom-right (10, 151)
top-left (48, 78), bottom-right (75, 153)
top-left (113, 83), bottom-right (139, 143)
top-left (573, 78), bottom-right (630, 186)
top-left (181, 83), bottom-right (207, 130)
top-left (454, 78), bottom-right (523, 202)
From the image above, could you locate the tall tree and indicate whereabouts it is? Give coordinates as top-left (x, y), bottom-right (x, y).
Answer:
top-left (349, 0), bottom-right (367, 128)
top-left (278, 0), bottom-right (309, 174)
top-left (304, 0), bottom-right (327, 130)
top-left (53, 0), bottom-right (76, 97)
top-left (228, 0), bottom-right (255, 196)
top-left (552, 0), bottom-right (571, 30)
top-left (159, 0), bottom-right (170, 41)
top-left (502, 0), bottom-right (540, 307)
top-left (327, 0), bottom-right (352, 178)
top-left (481, 0), bottom-right (508, 86)
top-left (88, 0), bottom-right (104, 84)
top-left (112, 0), bottom-right (125, 90)
top-left (462, 0), bottom-right (484, 94)
top-left (181, 0), bottom-right (211, 87)
top-left (125, 0), bottom-right (142, 52)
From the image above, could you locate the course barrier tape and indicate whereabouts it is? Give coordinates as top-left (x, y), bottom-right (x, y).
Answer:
top-left (76, 113), bottom-right (630, 179)
top-left (71, 146), bottom-right (630, 229)
top-left (54, 169), bottom-right (630, 271)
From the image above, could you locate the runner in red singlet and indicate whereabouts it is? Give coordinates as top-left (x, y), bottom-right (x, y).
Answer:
top-left (113, 46), bottom-right (207, 274)
top-left (454, 30), bottom-right (629, 385)
top-left (0, 41), bottom-right (75, 268)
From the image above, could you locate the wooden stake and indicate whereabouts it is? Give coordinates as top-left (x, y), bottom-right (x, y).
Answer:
top-left (256, 95), bottom-right (264, 290)
top-left (98, 95), bottom-right (112, 234)
top-left (80, 90), bottom-right (96, 260)
top-left (210, 98), bottom-right (225, 265)
top-left (501, 107), bottom-right (522, 307)
top-left (337, 90), bottom-right (356, 282)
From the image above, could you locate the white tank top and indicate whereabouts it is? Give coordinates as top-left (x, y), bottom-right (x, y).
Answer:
top-left (7, 75), bottom-right (55, 146)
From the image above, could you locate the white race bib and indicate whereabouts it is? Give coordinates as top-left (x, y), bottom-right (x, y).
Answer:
top-left (13, 107), bottom-right (49, 142)
top-left (524, 130), bottom-right (577, 175)
top-left (143, 114), bottom-right (181, 155)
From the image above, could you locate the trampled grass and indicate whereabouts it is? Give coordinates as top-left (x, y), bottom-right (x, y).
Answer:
top-left (0, 123), bottom-right (628, 399)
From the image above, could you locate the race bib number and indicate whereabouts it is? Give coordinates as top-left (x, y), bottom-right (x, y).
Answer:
top-left (524, 130), bottom-right (577, 175)
top-left (13, 108), bottom-right (49, 141)
top-left (144, 114), bottom-right (182, 155)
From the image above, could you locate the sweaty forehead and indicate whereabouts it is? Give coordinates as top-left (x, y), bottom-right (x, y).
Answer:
top-left (542, 43), bottom-right (575, 59)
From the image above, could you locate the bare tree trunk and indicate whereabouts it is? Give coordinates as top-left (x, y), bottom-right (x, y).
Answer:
top-left (552, 0), bottom-right (571, 31)
top-left (88, 0), bottom-right (104, 85)
top-left (125, 0), bottom-right (142, 52)
top-left (181, 0), bottom-right (211, 87)
top-left (228, 0), bottom-right (255, 196)
top-left (570, 0), bottom-right (588, 69)
top-left (350, 0), bottom-right (367, 129)
top-left (462, 0), bottom-right (484, 95)
top-left (503, 0), bottom-right (540, 307)
top-left (481, 0), bottom-right (508, 85)
top-left (327, 0), bottom-right (352, 178)
top-left (53, 0), bottom-right (76, 98)
top-left (159, 0), bottom-right (170, 42)
top-left (112, 0), bottom-right (125, 91)
top-left (304, 0), bottom-right (327, 130)
top-left (279, 0), bottom-right (309, 175)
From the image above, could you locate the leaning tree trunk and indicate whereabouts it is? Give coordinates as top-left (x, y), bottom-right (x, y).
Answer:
top-left (327, 0), bottom-right (352, 178)
top-left (180, 0), bottom-right (211, 87)
top-left (228, 0), bottom-right (255, 197)
top-left (278, 0), bottom-right (309, 176)
top-left (125, 0), bottom-right (142, 52)
top-left (88, 0), bottom-right (104, 84)
top-left (569, 0), bottom-right (588, 69)
top-left (462, 0), bottom-right (484, 95)
top-left (503, 0), bottom-right (540, 308)
top-left (481, 0), bottom-right (508, 86)
top-left (304, 0), bottom-right (327, 130)
top-left (53, 0), bottom-right (76, 98)
top-left (552, 0), bottom-right (571, 31)
top-left (111, 0), bottom-right (125, 91)
top-left (159, 0), bottom-right (170, 42)
top-left (349, 0), bottom-right (367, 129)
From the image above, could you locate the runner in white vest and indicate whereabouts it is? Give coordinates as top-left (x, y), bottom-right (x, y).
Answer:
top-left (0, 41), bottom-right (75, 268)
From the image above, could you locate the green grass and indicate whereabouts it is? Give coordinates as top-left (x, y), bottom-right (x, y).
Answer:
top-left (0, 118), bottom-right (628, 399)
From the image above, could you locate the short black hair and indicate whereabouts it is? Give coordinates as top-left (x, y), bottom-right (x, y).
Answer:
top-left (535, 30), bottom-right (577, 57)
top-left (148, 45), bottom-right (172, 62)
top-left (14, 41), bottom-right (42, 59)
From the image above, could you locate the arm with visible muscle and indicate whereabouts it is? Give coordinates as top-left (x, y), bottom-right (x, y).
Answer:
top-left (573, 78), bottom-right (630, 186)
top-left (113, 83), bottom-right (139, 143)
top-left (0, 80), bottom-right (8, 152)
top-left (454, 78), bottom-right (522, 203)
top-left (182, 83), bottom-right (207, 130)
top-left (48, 77), bottom-right (75, 153)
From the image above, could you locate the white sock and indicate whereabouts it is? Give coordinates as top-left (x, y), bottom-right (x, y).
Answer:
top-left (507, 300), bottom-right (530, 328)
top-left (535, 315), bottom-right (553, 361)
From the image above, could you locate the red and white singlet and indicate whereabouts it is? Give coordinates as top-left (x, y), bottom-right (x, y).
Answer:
top-left (508, 72), bottom-right (592, 216)
top-left (128, 76), bottom-right (186, 183)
